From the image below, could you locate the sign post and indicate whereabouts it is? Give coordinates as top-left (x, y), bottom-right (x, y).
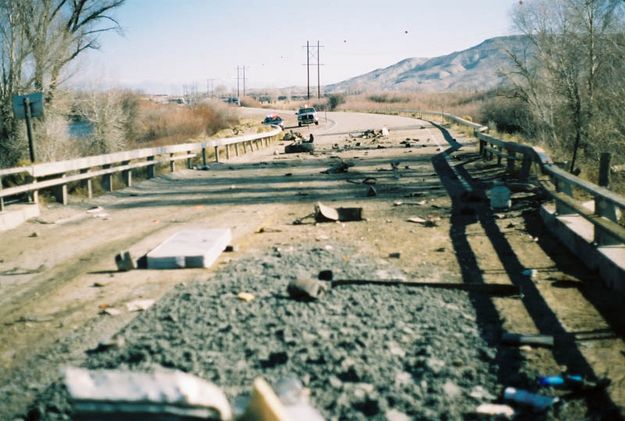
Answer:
top-left (12, 92), bottom-right (44, 163)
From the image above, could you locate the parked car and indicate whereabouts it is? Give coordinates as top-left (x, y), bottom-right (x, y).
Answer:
top-left (262, 114), bottom-right (285, 129)
top-left (296, 107), bottom-right (319, 126)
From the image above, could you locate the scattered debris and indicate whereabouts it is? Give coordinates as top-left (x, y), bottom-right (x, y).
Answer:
top-left (285, 143), bottom-right (314, 153)
top-left (490, 182), bottom-right (511, 211)
top-left (257, 227), bottom-right (283, 233)
top-left (503, 387), bottom-right (559, 411)
top-left (92, 282), bottom-right (106, 288)
top-left (283, 130), bottom-right (302, 141)
top-left (115, 251), bottom-right (135, 272)
top-left (404, 192), bottom-right (425, 198)
top-left (388, 252), bottom-right (401, 259)
top-left (225, 245), bottom-right (239, 252)
top-left (0, 264), bottom-right (46, 276)
top-left (102, 308), bottom-right (122, 316)
top-left (475, 403), bottom-right (515, 418)
top-left (125, 299), bottom-right (155, 312)
top-left (314, 202), bottom-right (364, 222)
top-left (406, 216), bottom-right (439, 227)
top-left (86, 206), bottom-right (103, 214)
top-left (367, 186), bottom-right (377, 197)
top-left (318, 270), bottom-right (334, 281)
top-left (321, 160), bottom-right (353, 174)
top-left (64, 367), bottom-right (233, 420)
top-left (287, 278), bottom-right (327, 301)
top-left (502, 332), bottom-right (554, 347)
top-left (537, 374), bottom-right (610, 391)
top-left (522, 268), bottom-right (537, 279)
top-left (363, 177), bottom-right (377, 185)
top-left (28, 232), bottom-right (39, 238)
top-left (284, 172), bottom-right (293, 177)
top-left (237, 292), bottom-right (255, 303)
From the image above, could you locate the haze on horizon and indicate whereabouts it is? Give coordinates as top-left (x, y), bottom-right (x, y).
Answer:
top-left (73, 0), bottom-right (516, 95)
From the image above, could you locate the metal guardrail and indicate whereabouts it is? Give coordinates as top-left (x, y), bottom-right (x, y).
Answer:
top-left (0, 127), bottom-right (282, 210)
top-left (418, 111), bottom-right (625, 247)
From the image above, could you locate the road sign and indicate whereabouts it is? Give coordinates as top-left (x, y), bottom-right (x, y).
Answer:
top-left (12, 92), bottom-right (44, 119)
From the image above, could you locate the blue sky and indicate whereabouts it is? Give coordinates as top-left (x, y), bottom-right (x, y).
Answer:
top-left (74, 0), bottom-right (517, 94)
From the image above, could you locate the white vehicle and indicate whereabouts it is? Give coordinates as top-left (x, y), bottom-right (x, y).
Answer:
top-left (296, 107), bottom-right (319, 126)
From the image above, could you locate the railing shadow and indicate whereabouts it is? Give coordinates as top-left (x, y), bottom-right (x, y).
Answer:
top-left (430, 125), bottom-right (622, 419)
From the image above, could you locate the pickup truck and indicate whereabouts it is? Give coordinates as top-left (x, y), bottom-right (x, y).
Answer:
top-left (296, 107), bottom-right (319, 126)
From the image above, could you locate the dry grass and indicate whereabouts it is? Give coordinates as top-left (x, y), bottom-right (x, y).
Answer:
top-left (134, 100), bottom-right (239, 147)
top-left (333, 91), bottom-right (484, 119)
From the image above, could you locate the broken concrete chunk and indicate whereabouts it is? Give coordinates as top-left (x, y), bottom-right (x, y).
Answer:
top-left (475, 403), bottom-right (514, 418)
top-left (314, 202), bottom-right (364, 223)
top-left (287, 278), bottom-right (326, 301)
top-left (115, 251), bottom-right (135, 271)
top-left (147, 229), bottom-right (231, 269)
top-left (237, 292), bottom-right (255, 303)
top-left (64, 366), bottom-right (233, 420)
top-left (126, 299), bottom-right (155, 312)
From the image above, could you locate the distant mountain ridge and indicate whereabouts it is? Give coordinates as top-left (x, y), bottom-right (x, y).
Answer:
top-left (326, 35), bottom-right (528, 93)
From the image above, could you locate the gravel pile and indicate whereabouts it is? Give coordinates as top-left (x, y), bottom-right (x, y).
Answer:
top-left (30, 243), bottom-right (504, 420)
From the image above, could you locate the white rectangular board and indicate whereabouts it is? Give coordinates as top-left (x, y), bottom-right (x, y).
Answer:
top-left (147, 229), bottom-right (231, 269)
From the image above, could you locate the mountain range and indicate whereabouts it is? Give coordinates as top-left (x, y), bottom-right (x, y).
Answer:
top-left (325, 35), bottom-right (528, 93)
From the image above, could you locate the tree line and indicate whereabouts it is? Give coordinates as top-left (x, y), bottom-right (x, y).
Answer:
top-left (0, 0), bottom-right (125, 167)
top-left (505, 0), bottom-right (625, 174)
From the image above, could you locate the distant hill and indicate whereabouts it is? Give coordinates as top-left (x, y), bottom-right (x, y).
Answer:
top-left (326, 36), bottom-right (528, 93)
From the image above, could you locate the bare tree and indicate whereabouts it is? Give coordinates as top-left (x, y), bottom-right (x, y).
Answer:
top-left (0, 0), bottom-right (125, 166)
top-left (507, 0), bottom-right (625, 172)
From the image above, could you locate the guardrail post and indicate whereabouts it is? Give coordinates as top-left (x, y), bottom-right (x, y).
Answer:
top-left (80, 169), bottom-right (92, 198)
top-left (595, 152), bottom-right (619, 245)
top-left (201, 147), bottom-right (207, 167)
top-left (594, 196), bottom-right (620, 246)
top-left (0, 175), bottom-right (4, 211)
top-left (187, 151), bottom-right (193, 169)
top-left (30, 178), bottom-right (39, 204)
top-left (497, 146), bottom-right (503, 166)
top-left (599, 152), bottom-right (611, 187)
top-left (225, 145), bottom-right (231, 160)
top-left (122, 161), bottom-right (132, 187)
top-left (169, 153), bottom-right (176, 172)
top-left (53, 173), bottom-right (68, 205)
top-left (147, 156), bottom-right (156, 179)
top-left (243, 142), bottom-right (248, 154)
top-left (555, 178), bottom-right (575, 215)
top-left (506, 148), bottom-right (515, 173)
top-left (214, 146), bottom-right (220, 163)
top-left (102, 165), bottom-right (113, 192)
top-left (235, 143), bottom-right (240, 156)
top-left (520, 154), bottom-right (532, 180)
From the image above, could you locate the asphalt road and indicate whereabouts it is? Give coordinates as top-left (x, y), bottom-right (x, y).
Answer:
top-left (1, 108), bottom-right (624, 419)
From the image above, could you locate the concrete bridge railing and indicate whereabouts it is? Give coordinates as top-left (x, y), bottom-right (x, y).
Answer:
top-left (0, 126), bottom-right (282, 210)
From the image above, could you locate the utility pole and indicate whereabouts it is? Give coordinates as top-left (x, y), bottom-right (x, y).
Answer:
top-left (236, 66), bottom-right (241, 99)
top-left (306, 41), bottom-right (310, 100)
top-left (242, 66), bottom-right (247, 97)
top-left (303, 41), bottom-right (323, 100)
top-left (317, 40), bottom-right (321, 99)
top-left (206, 78), bottom-right (215, 98)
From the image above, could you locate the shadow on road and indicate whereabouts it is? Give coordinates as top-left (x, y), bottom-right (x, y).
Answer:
top-left (430, 124), bottom-right (622, 419)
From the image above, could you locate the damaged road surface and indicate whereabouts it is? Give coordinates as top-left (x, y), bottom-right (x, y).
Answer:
top-left (1, 110), bottom-right (625, 420)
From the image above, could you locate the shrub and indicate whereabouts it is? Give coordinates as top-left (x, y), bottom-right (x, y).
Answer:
top-left (328, 94), bottom-right (345, 111)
